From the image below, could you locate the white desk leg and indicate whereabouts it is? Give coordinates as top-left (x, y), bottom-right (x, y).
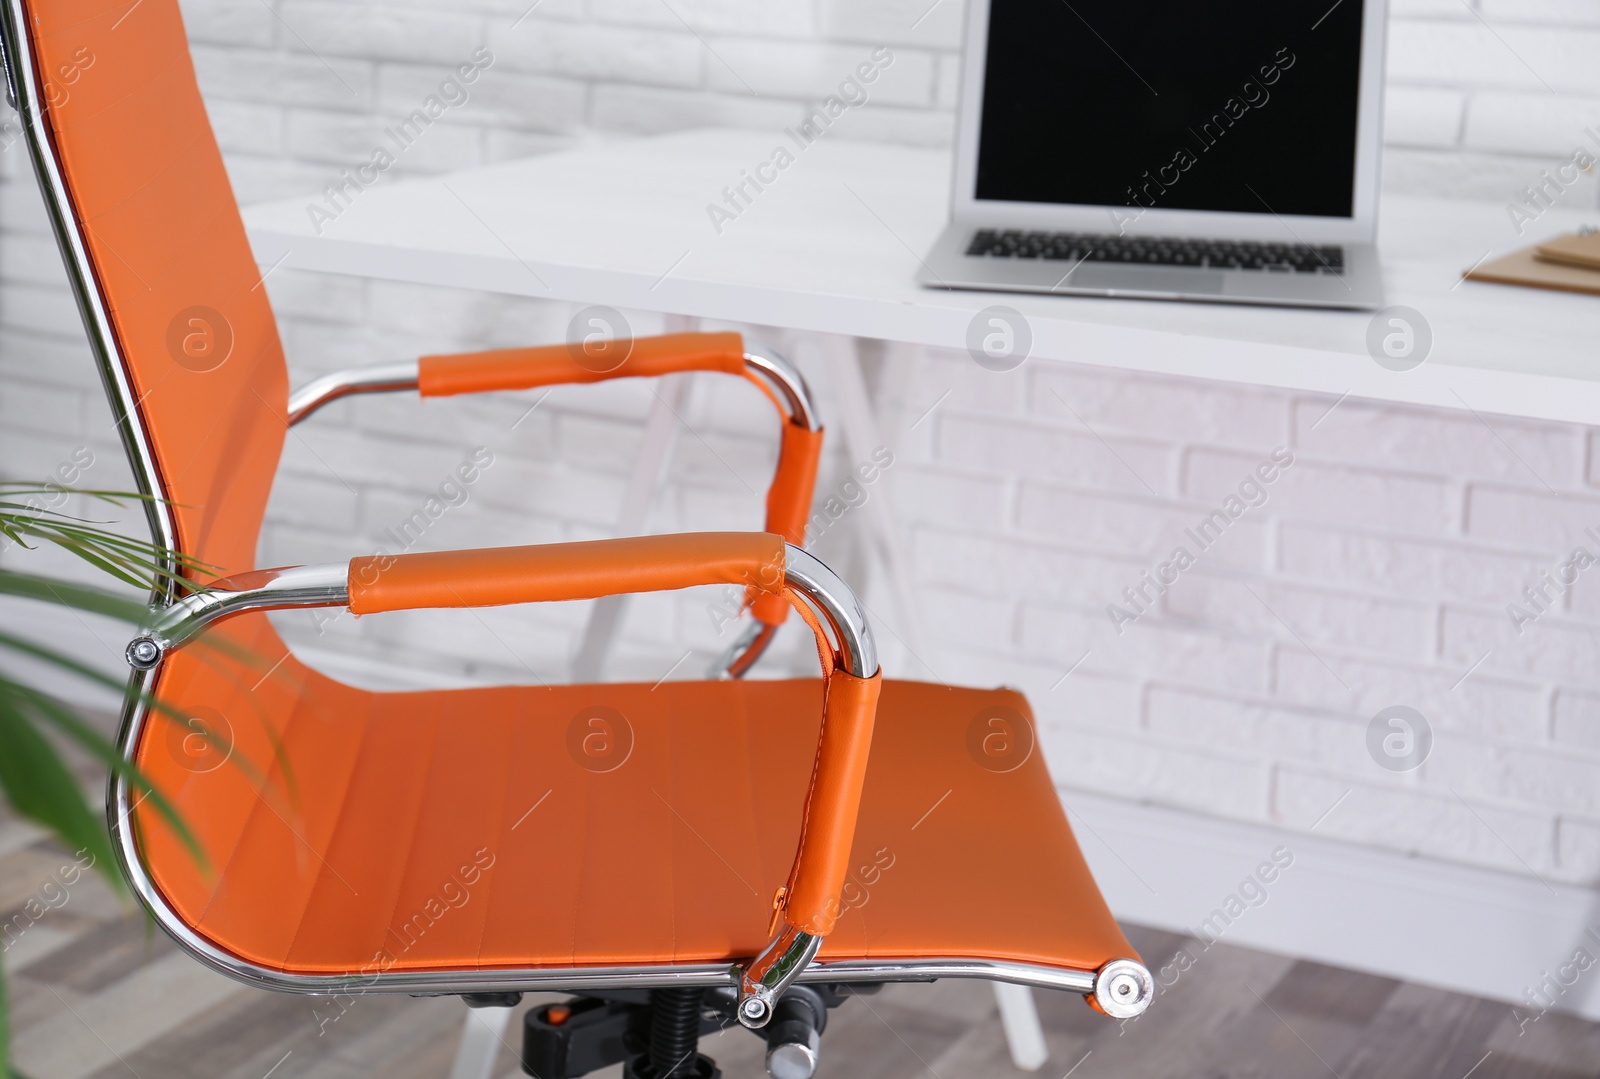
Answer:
top-left (568, 316), bottom-right (696, 682)
top-left (447, 1004), bottom-right (517, 1079)
top-left (813, 337), bottom-right (929, 666)
top-left (994, 982), bottom-right (1049, 1071)
top-left (820, 336), bottom-right (1051, 1073)
top-left (568, 374), bottom-right (686, 681)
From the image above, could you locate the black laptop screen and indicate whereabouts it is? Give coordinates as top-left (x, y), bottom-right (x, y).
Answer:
top-left (973, 1), bottom-right (1364, 218)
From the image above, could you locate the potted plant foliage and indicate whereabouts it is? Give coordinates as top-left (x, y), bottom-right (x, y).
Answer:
top-left (0, 482), bottom-right (204, 1079)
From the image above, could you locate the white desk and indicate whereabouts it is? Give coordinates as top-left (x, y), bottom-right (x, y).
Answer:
top-left (245, 127), bottom-right (1599, 428)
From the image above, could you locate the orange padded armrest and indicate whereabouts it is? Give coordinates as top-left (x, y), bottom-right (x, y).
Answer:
top-left (750, 423), bottom-right (823, 624)
top-left (766, 423), bottom-right (824, 546)
top-left (419, 332), bottom-right (823, 628)
top-left (780, 668), bottom-right (882, 937)
top-left (418, 332), bottom-right (748, 397)
top-left (348, 532), bottom-right (785, 615)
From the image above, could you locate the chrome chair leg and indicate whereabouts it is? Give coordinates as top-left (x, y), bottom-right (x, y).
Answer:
top-left (448, 1002), bottom-right (517, 1079)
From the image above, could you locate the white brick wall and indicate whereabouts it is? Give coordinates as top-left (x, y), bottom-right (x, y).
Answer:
top-left (3, 0), bottom-right (1600, 893)
top-left (883, 351), bottom-right (1600, 884)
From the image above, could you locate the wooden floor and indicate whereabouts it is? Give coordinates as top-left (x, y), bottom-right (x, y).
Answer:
top-left (6, 819), bottom-right (1599, 1079)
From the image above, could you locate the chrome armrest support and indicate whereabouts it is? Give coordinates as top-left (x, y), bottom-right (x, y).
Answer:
top-left (705, 619), bottom-right (778, 680)
top-left (284, 345), bottom-right (815, 434)
top-left (286, 363), bottom-right (420, 426)
top-left (735, 924), bottom-right (822, 1028)
top-left (743, 346), bottom-right (820, 432)
top-left (782, 545), bottom-right (876, 678)
top-left (126, 563), bottom-right (350, 668)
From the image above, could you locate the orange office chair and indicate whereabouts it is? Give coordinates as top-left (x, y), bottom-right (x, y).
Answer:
top-left (0, 2), bottom-right (1152, 1077)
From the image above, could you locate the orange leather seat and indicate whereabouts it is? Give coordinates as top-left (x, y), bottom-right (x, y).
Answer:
top-left (143, 617), bottom-right (1127, 977)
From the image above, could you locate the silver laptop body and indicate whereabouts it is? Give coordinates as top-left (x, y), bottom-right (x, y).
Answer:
top-left (921, 0), bottom-right (1389, 310)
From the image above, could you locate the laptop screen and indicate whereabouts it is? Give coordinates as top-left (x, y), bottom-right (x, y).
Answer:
top-left (974, 0), bottom-right (1365, 219)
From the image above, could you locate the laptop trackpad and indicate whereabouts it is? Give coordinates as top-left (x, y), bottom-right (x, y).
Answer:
top-left (1066, 266), bottom-right (1225, 295)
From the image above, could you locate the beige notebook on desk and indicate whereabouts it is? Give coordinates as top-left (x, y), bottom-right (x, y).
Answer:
top-left (1465, 234), bottom-right (1600, 296)
top-left (1536, 231), bottom-right (1600, 271)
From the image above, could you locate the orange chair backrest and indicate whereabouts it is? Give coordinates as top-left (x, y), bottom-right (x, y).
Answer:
top-left (23, 0), bottom-right (288, 577)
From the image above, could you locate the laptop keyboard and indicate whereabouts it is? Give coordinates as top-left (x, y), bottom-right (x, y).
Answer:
top-left (965, 229), bottom-right (1345, 274)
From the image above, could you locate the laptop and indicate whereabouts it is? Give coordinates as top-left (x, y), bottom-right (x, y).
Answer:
top-left (920, 0), bottom-right (1388, 309)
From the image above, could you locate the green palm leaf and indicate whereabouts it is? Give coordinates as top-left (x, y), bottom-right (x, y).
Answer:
top-left (0, 676), bottom-right (205, 872)
top-left (0, 484), bottom-right (212, 589)
top-left (0, 694), bottom-right (118, 889)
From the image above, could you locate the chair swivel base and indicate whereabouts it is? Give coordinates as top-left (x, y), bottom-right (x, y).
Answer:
top-left (521, 984), bottom-right (863, 1079)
